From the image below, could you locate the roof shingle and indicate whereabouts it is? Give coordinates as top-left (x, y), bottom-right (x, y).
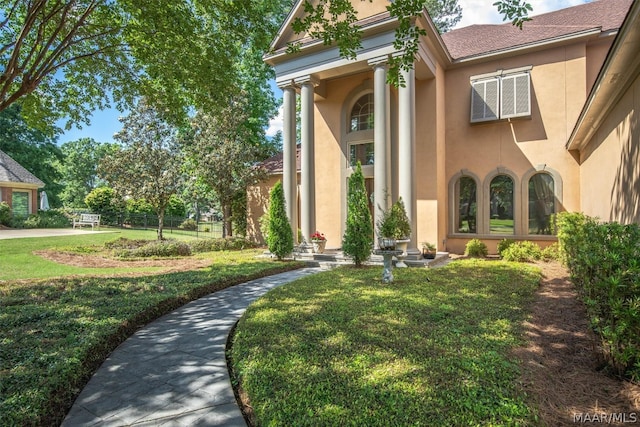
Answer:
top-left (441, 0), bottom-right (633, 60)
top-left (0, 150), bottom-right (44, 186)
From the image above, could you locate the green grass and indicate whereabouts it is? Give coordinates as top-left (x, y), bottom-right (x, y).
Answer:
top-left (0, 228), bottom-right (200, 280)
top-left (231, 259), bottom-right (542, 426)
top-left (0, 231), bottom-right (303, 426)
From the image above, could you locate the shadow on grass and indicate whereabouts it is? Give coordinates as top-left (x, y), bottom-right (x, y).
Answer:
top-left (0, 258), bottom-right (304, 426)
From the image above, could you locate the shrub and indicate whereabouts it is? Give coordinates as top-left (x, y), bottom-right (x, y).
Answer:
top-left (85, 187), bottom-right (124, 226)
top-left (266, 181), bottom-right (293, 260)
top-left (497, 238), bottom-right (515, 258)
top-left (500, 241), bottom-right (541, 263)
top-left (0, 201), bottom-right (11, 225)
top-left (189, 237), bottom-right (258, 253)
top-left (465, 238), bottom-right (488, 257)
top-left (178, 218), bottom-right (198, 231)
top-left (556, 212), bottom-right (640, 381)
top-left (117, 240), bottom-right (192, 258)
top-left (22, 209), bottom-right (72, 228)
top-left (342, 162), bottom-right (373, 266)
top-left (541, 242), bottom-right (561, 262)
top-left (104, 237), bottom-right (151, 250)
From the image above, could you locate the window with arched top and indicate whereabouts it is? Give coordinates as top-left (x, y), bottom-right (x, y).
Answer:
top-left (350, 93), bottom-right (374, 132)
top-left (489, 174), bottom-right (514, 234)
top-left (456, 176), bottom-right (477, 233)
top-left (528, 173), bottom-right (555, 235)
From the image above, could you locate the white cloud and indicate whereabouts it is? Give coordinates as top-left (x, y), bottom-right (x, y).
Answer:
top-left (265, 105), bottom-right (284, 137)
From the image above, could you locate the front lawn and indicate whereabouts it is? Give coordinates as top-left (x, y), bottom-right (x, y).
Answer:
top-left (231, 259), bottom-right (541, 426)
top-left (0, 233), bottom-right (303, 426)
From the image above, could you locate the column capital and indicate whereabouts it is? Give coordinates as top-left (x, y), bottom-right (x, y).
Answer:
top-left (368, 55), bottom-right (389, 68)
top-left (294, 75), bottom-right (320, 87)
top-left (276, 79), bottom-right (296, 90)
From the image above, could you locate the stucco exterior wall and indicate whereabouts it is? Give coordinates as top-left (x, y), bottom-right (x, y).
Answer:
top-left (443, 43), bottom-right (594, 253)
top-left (579, 74), bottom-right (640, 224)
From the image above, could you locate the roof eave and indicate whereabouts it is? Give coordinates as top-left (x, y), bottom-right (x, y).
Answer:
top-left (567, 2), bottom-right (640, 152)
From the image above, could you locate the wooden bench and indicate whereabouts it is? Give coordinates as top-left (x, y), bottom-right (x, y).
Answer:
top-left (73, 213), bottom-right (101, 230)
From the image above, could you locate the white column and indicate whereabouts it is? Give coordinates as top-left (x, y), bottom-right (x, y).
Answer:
top-left (297, 77), bottom-right (316, 243)
top-left (398, 66), bottom-right (418, 254)
top-left (281, 84), bottom-right (298, 243)
top-left (371, 59), bottom-right (391, 246)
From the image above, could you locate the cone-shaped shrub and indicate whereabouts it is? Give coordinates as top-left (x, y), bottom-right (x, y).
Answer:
top-left (266, 181), bottom-right (293, 260)
top-left (342, 162), bottom-right (373, 266)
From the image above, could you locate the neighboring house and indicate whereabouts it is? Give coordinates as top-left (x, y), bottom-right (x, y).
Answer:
top-left (249, 0), bottom-right (636, 254)
top-left (0, 149), bottom-right (45, 217)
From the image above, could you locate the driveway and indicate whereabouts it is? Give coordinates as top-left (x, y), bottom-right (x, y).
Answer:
top-left (0, 228), bottom-right (116, 240)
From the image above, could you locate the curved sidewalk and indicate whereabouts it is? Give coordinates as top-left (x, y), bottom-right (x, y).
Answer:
top-left (62, 267), bottom-right (322, 427)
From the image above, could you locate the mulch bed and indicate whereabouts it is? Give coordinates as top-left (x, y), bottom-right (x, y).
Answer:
top-left (514, 262), bottom-right (640, 426)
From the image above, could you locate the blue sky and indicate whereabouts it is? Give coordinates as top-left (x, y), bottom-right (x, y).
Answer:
top-left (56, 0), bottom-right (590, 145)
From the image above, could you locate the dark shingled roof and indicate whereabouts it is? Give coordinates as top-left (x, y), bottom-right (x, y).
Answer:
top-left (0, 150), bottom-right (44, 186)
top-left (260, 145), bottom-right (301, 174)
top-left (441, 0), bottom-right (633, 60)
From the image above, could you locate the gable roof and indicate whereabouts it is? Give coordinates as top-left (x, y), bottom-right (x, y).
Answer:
top-left (441, 0), bottom-right (632, 60)
top-left (0, 150), bottom-right (44, 187)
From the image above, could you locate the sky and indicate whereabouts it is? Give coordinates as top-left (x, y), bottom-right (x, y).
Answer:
top-left (56, 0), bottom-right (591, 145)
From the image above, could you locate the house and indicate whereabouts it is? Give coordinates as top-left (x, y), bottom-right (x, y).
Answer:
top-left (0, 149), bottom-right (45, 217)
top-left (248, 0), bottom-right (636, 254)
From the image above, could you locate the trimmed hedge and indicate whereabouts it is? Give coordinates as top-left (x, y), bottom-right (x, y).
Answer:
top-left (556, 212), bottom-right (640, 381)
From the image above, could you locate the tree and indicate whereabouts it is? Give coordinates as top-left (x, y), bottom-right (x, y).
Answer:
top-left (342, 162), bottom-right (373, 266)
top-left (0, 0), bottom-right (290, 130)
top-left (58, 137), bottom-right (116, 207)
top-left (266, 180), bottom-right (293, 260)
top-left (184, 89), bottom-right (278, 238)
top-left (99, 100), bottom-right (184, 239)
top-left (0, 104), bottom-right (63, 206)
top-left (290, 0), bottom-right (532, 86)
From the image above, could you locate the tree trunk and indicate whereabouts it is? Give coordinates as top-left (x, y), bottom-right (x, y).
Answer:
top-left (157, 208), bottom-right (165, 240)
top-left (223, 203), bottom-right (233, 238)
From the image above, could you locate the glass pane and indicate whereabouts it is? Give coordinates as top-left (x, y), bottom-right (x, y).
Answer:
top-left (12, 191), bottom-right (29, 218)
top-left (350, 94), bottom-right (374, 132)
top-left (528, 173), bottom-right (555, 235)
top-left (457, 177), bottom-right (476, 233)
top-left (490, 175), bottom-right (514, 234)
top-left (349, 143), bottom-right (374, 167)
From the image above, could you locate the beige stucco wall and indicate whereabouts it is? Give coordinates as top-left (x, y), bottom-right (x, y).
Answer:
top-left (579, 74), bottom-right (640, 224)
top-left (443, 43), bottom-right (595, 253)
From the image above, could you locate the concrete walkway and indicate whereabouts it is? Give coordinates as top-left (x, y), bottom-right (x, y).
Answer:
top-left (0, 228), bottom-right (115, 239)
top-left (62, 267), bottom-right (322, 427)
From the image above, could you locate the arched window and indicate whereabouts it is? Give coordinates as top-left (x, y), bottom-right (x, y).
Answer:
top-left (348, 93), bottom-right (374, 167)
top-left (456, 176), bottom-right (477, 233)
top-left (490, 175), bottom-right (514, 234)
top-left (528, 173), bottom-right (555, 234)
top-left (350, 93), bottom-right (374, 132)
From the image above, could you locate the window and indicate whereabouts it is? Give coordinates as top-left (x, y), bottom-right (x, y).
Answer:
top-left (12, 191), bottom-right (29, 218)
top-left (470, 69), bottom-right (531, 123)
top-left (349, 142), bottom-right (374, 167)
top-left (489, 175), bottom-right (514, 234)
top-left (350, 93), bottom-right (374, 132)
top-left (456, 176), bottom-right (477, 233)
top-left (528, 173), bottom-right (555, 235)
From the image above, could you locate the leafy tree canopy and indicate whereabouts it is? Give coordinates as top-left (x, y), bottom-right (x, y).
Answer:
top-left (58, 137), bottom-right (117, 207)
top-left (1, 0), bottom-right (290, 132)
top-left (99, 99), bottom-right (184, 239)
top-left (0, 104), bottom-right (63, 206)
